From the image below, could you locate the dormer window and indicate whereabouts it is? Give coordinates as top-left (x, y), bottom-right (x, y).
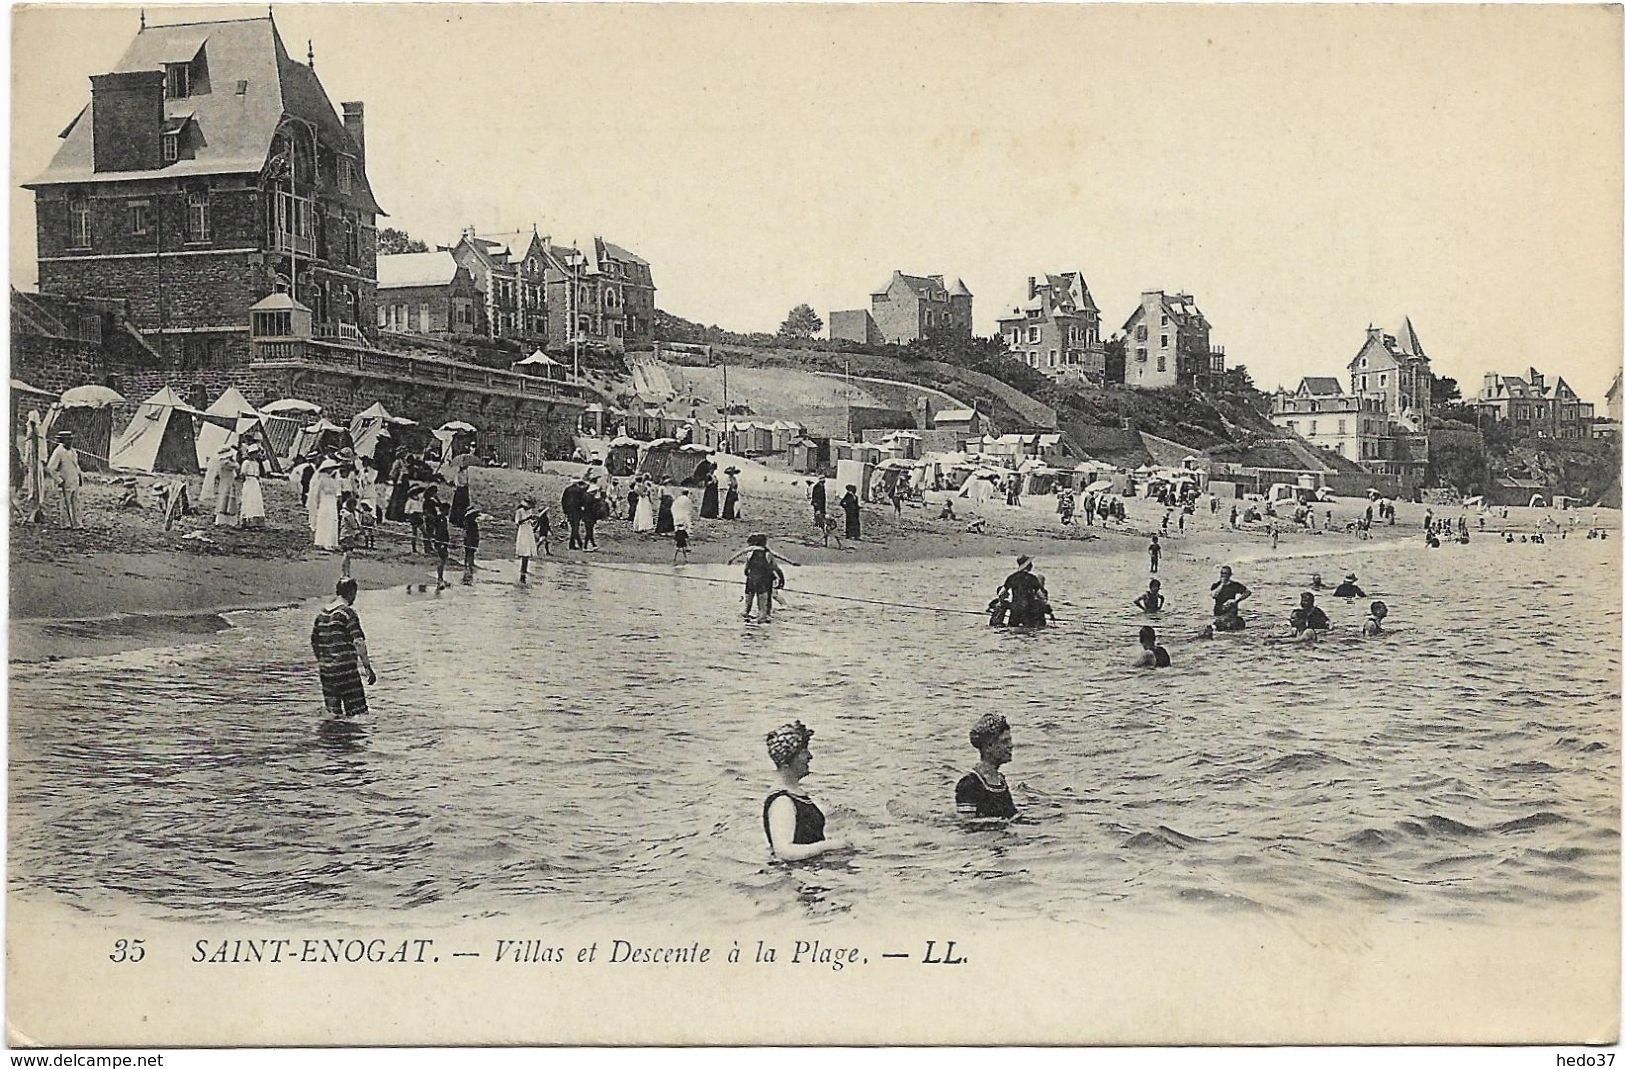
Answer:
top-left (162, 132), bottom-right (179, 163)
top-left (164, 62), bottom-right (191, 99)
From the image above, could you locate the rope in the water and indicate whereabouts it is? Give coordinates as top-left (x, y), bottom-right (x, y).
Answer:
top-left (358, 515), bottom-right (990, 616)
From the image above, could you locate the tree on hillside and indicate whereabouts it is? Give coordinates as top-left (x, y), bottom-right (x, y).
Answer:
top-left (1221, 364), bottom-right (1257, 393)
top-left (1432, 374), bottom-right (1462, 406)
top-left (778, 304), bottom-right (824, 339)
top-left (378, 227), bottom-right (429, 255)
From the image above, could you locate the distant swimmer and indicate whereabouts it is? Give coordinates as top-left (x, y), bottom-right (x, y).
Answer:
top-left (763, 721), bottom-right (849, 861)
top-left (1362, 600), bottom-right (1388, 637)
top-left (1309, 573), bottom-right (1326, 591)
top-left (1133, 625), bottom-right (1172, 668)
top-left (955, 713), bottom-right (1018, 819)
top-left (1333, 572), bottom-right (1366, 598)
top-left (1134, 578), bottom-right (1165, 613)
top-left (1210, 565), bottom-right (1251, 631)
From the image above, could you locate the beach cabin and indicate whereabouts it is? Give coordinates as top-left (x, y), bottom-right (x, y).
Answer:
top-left (579, 403), bottom-right (616, 438)
top-left (51, 385), bottom-right (122, 472)
top-left (787, 437), bottom-right (826, 474)
top-left (768, 421), bottom-right (804, 454)
top-left (880, 430), bottom-right (923, 461)
top-left (637, 438), bottom-right (682, 481)
top-left (260, 399), bottom-right (321, 460)
top-left (608, 436), bottom-right (642, 476)
top-left (671, 443), bottom-right (715, 485)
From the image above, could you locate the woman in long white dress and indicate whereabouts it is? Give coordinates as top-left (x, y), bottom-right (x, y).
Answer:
top-left (633, 476), bottom-right (656, 533)
top-left (239, 448), bottom-right (267, 529)
top-left (314, 465), bottom-right (342, 550)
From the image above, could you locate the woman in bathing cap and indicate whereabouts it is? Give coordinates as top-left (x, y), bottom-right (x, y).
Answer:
top-left (762, 721), bottom-right (850, 861)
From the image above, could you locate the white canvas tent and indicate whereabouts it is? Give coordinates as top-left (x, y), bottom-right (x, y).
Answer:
top-left (194, 388), bottom-right (261, 468)
top-left (110, 387), bottom-right (202, 474)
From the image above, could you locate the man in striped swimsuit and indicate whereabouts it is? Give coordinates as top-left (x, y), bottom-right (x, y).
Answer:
top-left (311, 578), bottom-right (376, 718)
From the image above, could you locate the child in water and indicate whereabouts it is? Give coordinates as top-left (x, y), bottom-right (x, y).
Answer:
top-left (1362, 600), bottom-right (1388, 637)
top-left (1134, 579), bottom-right (1165, 613)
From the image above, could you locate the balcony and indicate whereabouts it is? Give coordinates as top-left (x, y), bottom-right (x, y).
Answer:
top-left (249, 336), bottom-right (589, 405)
top-left (270, 230), bottom-right (315, 257)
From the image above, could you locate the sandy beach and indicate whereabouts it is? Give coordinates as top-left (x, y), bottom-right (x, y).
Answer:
top-left (10, 456), bottom-right (1615, 662)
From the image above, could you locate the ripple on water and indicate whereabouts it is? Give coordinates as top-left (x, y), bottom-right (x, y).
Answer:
top-left (7, 538), bottom-right (1620, 924)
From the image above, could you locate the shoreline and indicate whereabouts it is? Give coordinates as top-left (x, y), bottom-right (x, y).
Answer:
top-left (10, 460), bottom-right (1615, 663)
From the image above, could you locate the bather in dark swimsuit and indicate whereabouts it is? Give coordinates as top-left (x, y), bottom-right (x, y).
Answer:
top-left (763, 790), bottom-right (826, 848)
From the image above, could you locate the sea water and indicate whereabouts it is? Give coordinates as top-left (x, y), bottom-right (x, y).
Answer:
top-left (8, 533), bottom-right (1619, 927)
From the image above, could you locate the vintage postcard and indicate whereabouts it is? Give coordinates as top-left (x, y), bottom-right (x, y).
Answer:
top-left (6, 1), bottom-right (1621, 1049)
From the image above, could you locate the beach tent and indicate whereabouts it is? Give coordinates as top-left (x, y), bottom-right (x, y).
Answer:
top-left (17, 409), bottom-right (50, 522)
top-left (1020, 465), bottom-right (1061, 498)
top-left (350, 401), bottom-right (422, 474)
top-left (291, 417), bottom-right (347, 460)
top-left (835, 458), bottom-right (875, 501)
top-left (52, 385), bottom-right (123, 472)
top-left (110, 386), bottom-right (201, 474)
top-left (194, 388), bottom-right (261, 469)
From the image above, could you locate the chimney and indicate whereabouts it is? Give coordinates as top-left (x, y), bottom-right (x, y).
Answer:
top-left (90, 70), bottom-right (166, 173)
top-left (341, 102), bottom-right (365, 166)
top-left (1027, 276), bottom-right (1037, 300)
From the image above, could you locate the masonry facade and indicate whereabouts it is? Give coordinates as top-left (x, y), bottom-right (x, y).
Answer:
top-left (1118, 290), bottom-right (1224, 389)
top-left (1271, 376), bottom-right (1396, 466)
top-left (996, 271), bottom-right (1106, 381)
top-left (1471, 367), bottom-right (1594, 440)
top-left (1348, 320), bottom-right (1431, 431)
top-left (831, 271), bottom-right (972, 346)
top-left (27, 15), bottom-right (384, 377)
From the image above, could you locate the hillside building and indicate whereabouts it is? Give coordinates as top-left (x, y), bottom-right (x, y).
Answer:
top-left (1119, 291), bottom-right (1224, 389)
top-left (1348, 320), bottom-right (1432, 430)
top-left (830, 271), bottom-right (972, 346)
top-left (376, 250), bottom-right (479, 335)
top-left (996, 271), bottom-right (1106, 381)
top-left (25, 14), bottom-right (383, 386)
top-left (1470, 367), bottom-right (1594, 440)
top-left (1270, 376), bottom-right (1397, 466)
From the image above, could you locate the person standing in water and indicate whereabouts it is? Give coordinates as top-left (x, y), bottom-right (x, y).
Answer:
top-left (1210, 565), bottom-right (1251, 630)
top-left (1134, 578), bottom-right (1164, 613)
top-left (1132, 625), bottom-right (1171, 668)
top-left (1362, 600), bottom-right (1388, 636)
top-left (763, 721), bottom-right (849, 861)
top-left (311, 577), bottom-right (376, 719)
top-left (1148, 534), bottom-right (1162, 574)
top-left (727, 534), bottom-right (800, 622)
top-left (423, 491), bottom-right (451, 589)
top-left (955, 713), bottom-right (1018, 819)
top-left (1333, 573), bottom-right (1366, 598)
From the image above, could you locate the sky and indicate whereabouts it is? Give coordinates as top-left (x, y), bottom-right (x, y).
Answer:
top-left (9, 3), bottom-right (1623, 403)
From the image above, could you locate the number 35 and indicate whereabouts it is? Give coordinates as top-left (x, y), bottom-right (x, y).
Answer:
top-left (109, 939), bottom-right (146, 963)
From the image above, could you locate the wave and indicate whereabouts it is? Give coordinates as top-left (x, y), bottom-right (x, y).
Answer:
top-left (1495, 811), bottom-right (1569, 833)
